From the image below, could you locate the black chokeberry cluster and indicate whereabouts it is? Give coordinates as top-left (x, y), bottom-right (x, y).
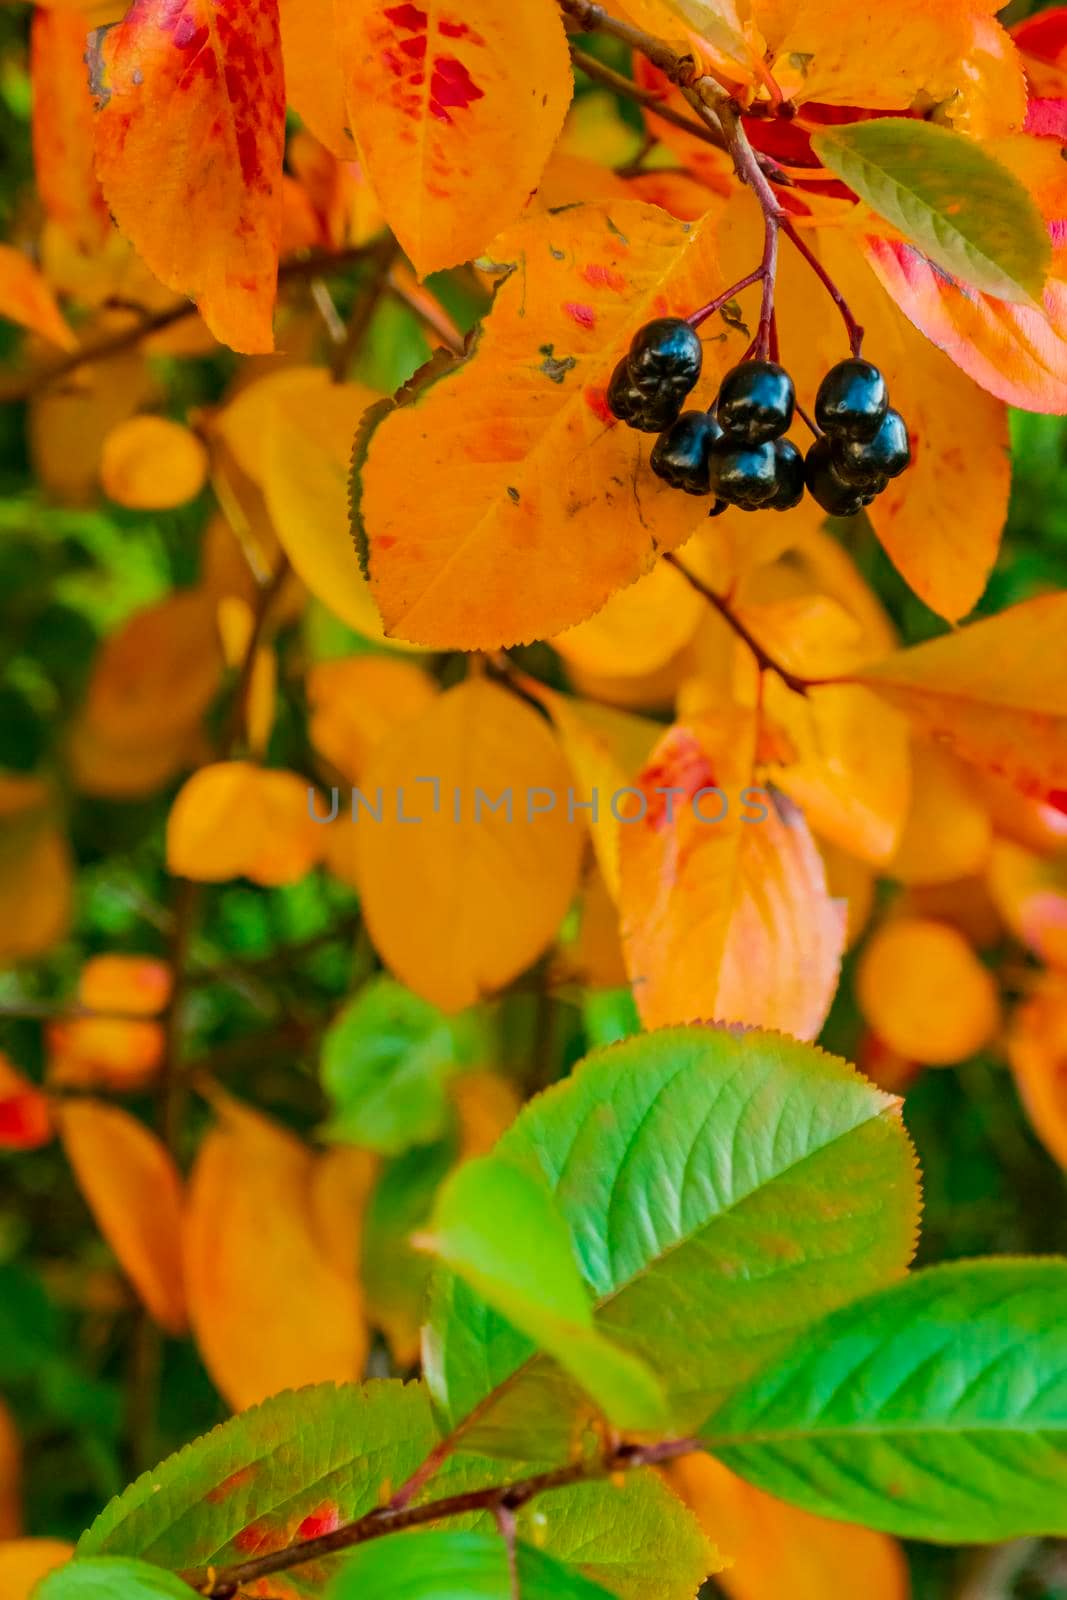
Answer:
top-left (606, 318), bottom-right (910, 520)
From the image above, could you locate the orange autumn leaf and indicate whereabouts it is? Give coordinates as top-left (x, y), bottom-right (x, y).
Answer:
top-left (451, 1070), bottom-right (523, 1160)
top-left (856, 916), bottom-right (1001, 1066)
top-left (47, 954), bottom-right (171, 1093)
top-left (184, 1096), bottom-right (366, 1408)
top-left (28, 335), bottom-right (156, 506)
top-left (0, 1540), bottom-right (74, 1600)
top-left (0, 245), bottom-right (75, 351)
top-left (668, 1452), bottom-right (910, 1600)
top-left (100, 415), bottom-right (209, 509)
top-left (57, 1100), bottom-right (187, 1334)
top-left (79, 588), bottom-right (224, 747)
top-left (886, 740), bottom-right (993, 886)
top-left (31, 6), bottom-right (111, 251)
top-left (0, 814), bottom-right (73, 964)
top-left (620, 716), bottom-right (846, 1036)
top-left (356, 201), bottom-right (747, 649)
top-left (167, 761), bottom-right (323, 886)
top-left (987, 838), bottom-right (1067, 969)
top-left (853, 592), bottom-right (1067, 806)
top-left (278, 0), bottom-right (356, 159)
top-left (93, 0), bottom-right (286, 353)
top-left (0, 1055), bottom-right (53, 1152)
top-left (78, 954), bottom-right (172, 1015)
top-left (308, 1144), bottom-right (379, 1279)
top-left (335, 0), bottom-right (572, 277)
top-left (308, 656), bottom-right (438, 784)
top-left (356, 677), bottom-right (584, 1011)
top-left (1008, 972), bottom-right (1067, 1168)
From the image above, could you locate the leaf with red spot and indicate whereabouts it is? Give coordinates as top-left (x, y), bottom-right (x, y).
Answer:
top-left (353, 200), bottom-right (747, 649)
top-left (93, 0), bottom-right (286, 352)
top-left (31, 6), bottom-right (112, 251)
top-left (335, 0), bottom-right (573, 276)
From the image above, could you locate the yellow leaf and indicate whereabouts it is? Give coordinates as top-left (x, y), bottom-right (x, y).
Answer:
top-left (184, 1097), bottom-right (366, 1408)
top-left (0, 1540), bottom-right (74, 1599)
top-left (856, 916), bottom-right (1001, 1065)
top-left (620, 715), bottom-right (846, 1036)
top-left (1008, 973), bottom-right (1067, 1169)
top-left (886, 740), bottom-right (992, 885)
top-left (214, 366), bottom-right (333, 483)
top-left (570, 866), bottom-right (630, 988)
top-left (167, 762), bottom-right (322, 886)
top-left (336, 0), bottom-right (572, 277)
top-left (0, 814), bottom-right (72, 963)
top-left (853, 592), bottom-right (1067, 805)
top-left (552, 557), bottom-right (707, 680)
top-left (357, 678), bottom-right (584, 1011)
top-left (308, 656), bottom-right (438, 784)
top-left (820, 838), bottom-right (875, 949)
top-left (987, 838), bottom-right (1067, 969)
top-left (308, 1144), bottom-right (378, 1277)
top-left (261, 378), bottom-right (407, 644)
top-left (28, 333), bottom-right (156, 505)
top-left (279, 0), bottom-right (355, 158)
top-left (0, 244), bottom-right (75, 350)
top-left (667, 1453), bottom-right (909, 1600)
top-left (93, 0), bottom-right (286, 352)
top-left (57, 1100), bottom-right (187, 1334)
top-left (100, 415), bottom-right (209, 509)
top-left (356, 201), bottom-right (746, 648)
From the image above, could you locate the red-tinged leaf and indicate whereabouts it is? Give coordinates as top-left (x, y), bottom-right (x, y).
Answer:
top-left (1026, 98), bottom-right (1067, 138)
top-left (619, 715), bottom-right (845, 1037)
top-left (31, 7), bottom-right (112, 250)
top-left (1013, 7), bottom-right (1067, 67)
top-left (0, 1055), bottom-right (53, 1152)
top-left (0, 245), bottom-right (75, 350)
top-left (93, 0), bottom-right (286, 353)
top-left (335, 0), bottom-right (573, 277)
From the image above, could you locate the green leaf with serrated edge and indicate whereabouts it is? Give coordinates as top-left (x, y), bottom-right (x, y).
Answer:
top-left (77, 1383), bottom-right (436, 1597)
top-left (702, 1258), bottom-right (1067, 1542)
top-left (321, 977), bottom-right (488, 1156)
top-left (423, 1155), bottom-right (668, 1433)
top-left (811, 119), bottom-right (1050, 303)
top-left (423, 1025), bottom-right (920, 1460)
top-left (34, 1559), bottom-right (192, 1599)
top-left (327, 1529), bottom-right (615, 1600)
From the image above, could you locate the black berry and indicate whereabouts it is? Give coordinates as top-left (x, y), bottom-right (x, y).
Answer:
top-left (607, 359), bottom-right (681, 432)
top-left (627, 317), bottom-right (703, 399)
top-left (650, 411), bottom-right (722, 495)
top-left (710, 439), bottom-right (779, 509)
top-left (834, 408), bottom-right (910, 482)
top-left (815, 359), bottom-right (888, 440)
top-left (804, 437), bottom-right (867, 517)
top-left (768, 438), bottom-right (805, 510)
top-left (717, 360), bottom-right (795, 444)
top-left (708, 498), bottom-right (729, 518)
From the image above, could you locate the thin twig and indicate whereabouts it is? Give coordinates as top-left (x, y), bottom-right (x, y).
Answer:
top-left (330, 236), bottom-right (400, 381)
top-left (186, 1437), bottom-right (702, 1595)
top-left (664, 554), bottom-right (816, 695)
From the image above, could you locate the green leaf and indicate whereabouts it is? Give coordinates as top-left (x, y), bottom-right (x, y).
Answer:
top-left (425, 1026), bottom-right (919, 1458)
top-left (423, 1155), bottom-right (668, 1432)
top-left (321, 977), bottom-right (488, 1155)
top-left (365, 1140), bottom-right (455, 1366)
top-left (34, 1558), bottom-right (192, 1599)
top-left (810, 119), bottom-right (1051, 302)
top-left (77, 1382), bottom-right (437, 1597)
top-left (702, 1258), bottom-right (1067, 1541)
top-left (327, 1529), bottom-right (616, 1599)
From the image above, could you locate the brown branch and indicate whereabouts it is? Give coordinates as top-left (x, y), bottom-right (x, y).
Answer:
top-left (186, 1437), bottom-right (702, 1596)
top-left (664, 554), bottom-right (817, 696)
top-left (13, 243), bottom-right (382, 400)
top-left (331, 235), bottom-right (401, 381)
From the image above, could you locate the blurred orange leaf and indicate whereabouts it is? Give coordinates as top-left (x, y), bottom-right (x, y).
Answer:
top-left (57, 1100), bottom-right (187, 1334)
top-left (184, 1095), bottom-right (366, 1409)
top-left (93, 0), bottom-right (286, 352)
top-left (100, 415), bottom-right (209, 509)
top-left (0, 1540), bottom-right (74, 1599)
top-left (988, 839), bottom-right (1067, 968)
top-left (0, 1055), bottom-right (53, 1153)
top-left (0, 245), bottom-right (75, 350)
top-left (278, 0), bottom-right (355, 158)
top-left (308, 656), bottom-right (438, 784)
top-left (1008, 972), bottom-right (1067, 1168)
top-left (357, 677), bottom-right (584, 1011)
top-left (167, 762), bottom-right (322, 886)
top-left (886, 741), bottom-right (992, 886)
top-left (0, 814), bottom-right (73, 964)
top-left (335, 0), bottom-right (572, 277)
top-left (31, 6), bottom-right (111, 250)
top-left (856, 916), bottom-right (1001, 1066)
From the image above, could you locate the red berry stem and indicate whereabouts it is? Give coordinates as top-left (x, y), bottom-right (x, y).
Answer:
top-left (687, 265), bottom-right (764, 329)
top-left (780, 216), bottom-right (865, 356)
top-left (796, 401), bottom-right (821, 438)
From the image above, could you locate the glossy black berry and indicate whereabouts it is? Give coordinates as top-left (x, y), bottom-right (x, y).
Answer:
top-left (716, 360), bottom-right (795, 445)
top-left (708, 498), bottom-right (729, 518)
top-left (768, 438), bottom-right (805, 510)
top-left (834, 407), bottom-right (910, 482)
top-left (710, 439), bottom-right (779, 509)
top-left (627, 317), bottom-right (703, 399)
top-left (815, 359), bottom-right (888, 441)
top-left (804, 437), bottom-right (867, 517)
top-left (650, 411), bottom-right (723, 495)
top-left (607, 359), bottom-right (681, 432)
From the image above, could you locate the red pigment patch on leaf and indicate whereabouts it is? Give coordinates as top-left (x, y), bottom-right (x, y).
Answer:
top-left (234, 1522), bottom-right (289, 1555)
top-left (206, 1465), bottom-right (258, 1503)
top-left (562, 301), bottom-right (596, 329)
top-left (440, 17), bottom-right (484, 43)
top-left (1049, 789), bottom-right (1067, 814)
top-left (383, 3), bottom-right (427, 27)
top-left (640, 731), bottom-right (718, 831)
top-left (584, 386), bottom-right (616, 425)
top-left (297, 1501), bottom-right (342, 1539)
top-left (429, 54), bottom-right (484, 122)
top-left (581, 263), bottom-right (626, 291)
